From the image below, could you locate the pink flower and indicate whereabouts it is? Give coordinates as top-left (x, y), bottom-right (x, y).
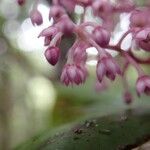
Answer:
top-left (136, 75), bottom-right (150, 96)
top-left (60, 64), bottom-right (87, 86)
top-left (17, 0), bottom-right (25, 6)
top-left (44, 47), bottom-right (60, 66)
top-left (96, 55), bottom-right (121, 82)
top-left (123, 91), bottom-right (133, 105)
top-left (30, 9), bottom-right (43, 26)
top-left (130, 9), bottom-right (150, 29)
top-left (134, 28), bottom-right (150, 52)
top-left (92, 26), bottom-right (110, 47)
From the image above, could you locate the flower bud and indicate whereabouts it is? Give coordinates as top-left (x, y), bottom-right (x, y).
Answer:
top-left (44, 47), bottom-right (60, 66)
top-left (96, 55), bottom-right (121, 82)
top-left (123, 91), bottom-right (133, 105)
top-left (93, 26), bottom-right (110, 47)
top-left (130, 9), bottom-right (150, 29)
top-left (30, 9), bottom-right (43, 26)
top-left (60, 64), bottom-right (87, 86)
top-left (136, 75), bottom-right (150, 96)
top-left (134, 28), bottom-right (150, 52)
top-left (17, 0), bottom-right (25, 6)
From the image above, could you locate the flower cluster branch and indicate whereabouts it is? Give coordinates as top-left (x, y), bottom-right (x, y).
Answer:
top-left (17, 0), bottom-right (150, 104)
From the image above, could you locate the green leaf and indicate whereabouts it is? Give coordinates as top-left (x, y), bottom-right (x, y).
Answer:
top-left (15, 108), bottom-right (150, 150)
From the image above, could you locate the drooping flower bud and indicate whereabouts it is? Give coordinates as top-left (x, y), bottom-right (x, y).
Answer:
top-left (123, 91), bottom-right (133, 105)
top-left (44, 47), bottom-right (60, 66)
top-left (92, 26), bottom-right (110, 47)
top-left (30, 9), bottom-right (43, 26)
top-left (60, 64), bottom-right (87, 86)
top-left (136, 75), bottom-right (150, 96)
top-left (134, 28), bottom-right (150, 52)
top-left (96, 55), bottom-right (121, 82)
top-left (130, 9), bottom-right (150, 29)
top-left (17, 0), bottom-right (25, 6)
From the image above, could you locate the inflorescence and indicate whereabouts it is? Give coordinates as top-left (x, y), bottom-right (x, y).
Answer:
top-left (17, 0), bottom-right (150, 104)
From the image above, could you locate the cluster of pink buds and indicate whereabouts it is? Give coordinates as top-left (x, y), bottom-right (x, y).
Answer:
top-left (17, 0), bottom-right (150, 104)
top-left (60, 64), bottom-right (87, 86)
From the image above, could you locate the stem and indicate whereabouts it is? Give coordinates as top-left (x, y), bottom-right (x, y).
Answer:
top-left (117, 30), bottom-right (132, 47)
top-left (33, 0), bottom-right (40, 10)
top-left (106, 45), bottom-right (121, 52)
top-left (66, 40), bottom-right (80, 63)
top-left (122, 61), bottom-right (129, 89)
top-left (106, 44), bottom-right (144, 76)
top-left (82, 30), bottom-right (107, 56)
top-left (123, 52), bottom-right (144, 76)
top-left (106, 45), bottom-right (150, 64)
top-left (122, 61), bottom-right (129, 76)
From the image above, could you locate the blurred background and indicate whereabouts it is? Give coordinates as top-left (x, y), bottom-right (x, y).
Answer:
top-left (0, 0), bottom-right (150, 149)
